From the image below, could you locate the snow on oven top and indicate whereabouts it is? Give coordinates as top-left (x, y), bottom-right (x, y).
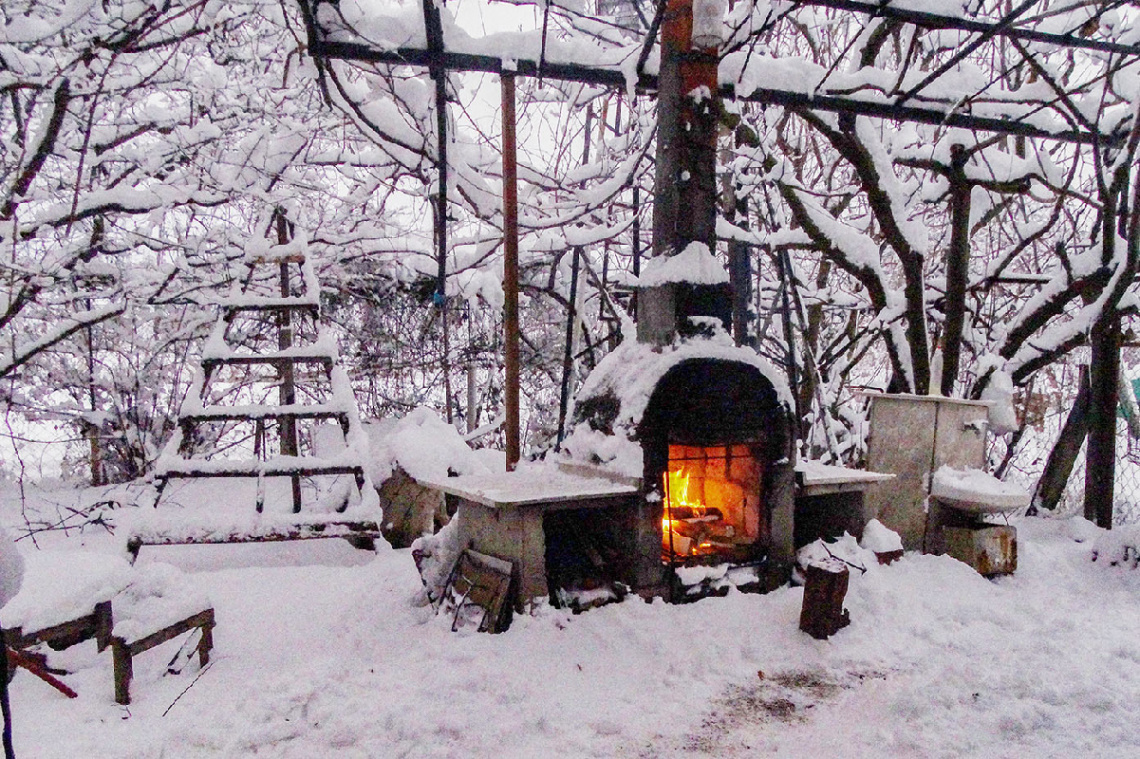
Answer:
top-left (559, 333), bottom-right (793, 478)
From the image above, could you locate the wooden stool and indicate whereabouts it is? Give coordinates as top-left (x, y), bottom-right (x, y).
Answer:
top-left (112, 608), bottom-right (214, 705)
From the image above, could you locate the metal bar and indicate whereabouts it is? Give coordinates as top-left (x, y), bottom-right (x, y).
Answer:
top-left (502, 72), bottom-right (521, 471)
top-left (789, 0), bottom-right (1140, 58)
top-left (423, 0), bottom-right (455, 424)
top-left (556, 246), bottom-right (581, 446)
top-left (311, 40), bottom-right (1117, 145)
top-left (557, 103), bottom-right (594, 446)
top-left (894, 0), bottom-right (1039, 107)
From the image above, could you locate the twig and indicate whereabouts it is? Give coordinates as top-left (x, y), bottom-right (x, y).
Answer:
top-left (822, 543), bottom-right (868, 575)
top-left (161, 662), bottom-right (212, 718)
top-left (165, 629), bottom-right (201, 675)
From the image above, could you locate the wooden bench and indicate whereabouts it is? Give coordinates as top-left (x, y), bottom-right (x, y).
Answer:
top-left (112, 608), bottom-right (215, 705)
top-left (3, 600), bottom-right (114, 653)
top-left (126, 518), bottom-right (383, 563)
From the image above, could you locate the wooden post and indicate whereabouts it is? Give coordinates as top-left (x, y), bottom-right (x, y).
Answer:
top-left (653, 0), bottom-right (720, 258)
top-left (275, 211), bottom-right (302, 513)
top-left (798, 560), bottom-right (851, 640)
top-left (502, 72), bottom-right (521, 471)
top-left (112, 638), bottom-right (132, 705)
top-left (466, 364), bottom-right (478, 435)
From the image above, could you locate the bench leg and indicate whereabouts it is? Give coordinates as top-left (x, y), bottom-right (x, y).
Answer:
top-left (112, 639), bottom-right (132, 705)
top-left (126, 536), bottom-right (143, 565)
top-left (94, 601), bottom-right (113, 652)
top-left (198, 612), bottom-right (214, 668)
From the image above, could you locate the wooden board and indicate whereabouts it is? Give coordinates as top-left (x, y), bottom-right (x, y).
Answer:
top-left (443, 549), bottom-right (514, 633)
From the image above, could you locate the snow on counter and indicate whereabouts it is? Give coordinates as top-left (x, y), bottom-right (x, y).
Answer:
top-left (417, 463), bottom-right (637, 508)
top-left (930, 465), bottom-right (1030, 513)
top-left (796, 460), bottom-right (894, 493)
top-left (0, 550), bottom-right (132, 633)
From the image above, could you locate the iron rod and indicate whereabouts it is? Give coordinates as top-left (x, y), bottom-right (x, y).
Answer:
top-left (502, 73), bottom-right (521, 470)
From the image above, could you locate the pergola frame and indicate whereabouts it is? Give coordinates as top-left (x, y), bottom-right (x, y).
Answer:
top-left (298, 0), bottom-right (1140, 526)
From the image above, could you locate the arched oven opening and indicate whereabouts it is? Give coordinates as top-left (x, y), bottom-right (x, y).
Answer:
top-left (638, 358), bottom-right (792, 599)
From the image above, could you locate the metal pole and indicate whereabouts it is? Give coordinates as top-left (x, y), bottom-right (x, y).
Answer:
top-left (502, 72), bottom-right (521, 470)
top-left (556, 104), bottom-right (594, 445)
top-left (425, 0), bottom-right (454, 424)
top-left (2, 631), bottom-right (15, 759)
top-left (556, 246), bottom-right (581, 446)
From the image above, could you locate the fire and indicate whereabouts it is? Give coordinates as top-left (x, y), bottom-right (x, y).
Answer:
top-left (662, 467), bottom-right (711, 557)
top-left (661, 444), bottom-right (759, 560)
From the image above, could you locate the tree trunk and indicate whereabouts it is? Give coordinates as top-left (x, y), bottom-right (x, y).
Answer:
top-left (1086, 315), bottom-right (1120, 528)
top-left (1033, 366), bottom-right (1089, 513)
top-left (942, 143), bottom-right (972, 396)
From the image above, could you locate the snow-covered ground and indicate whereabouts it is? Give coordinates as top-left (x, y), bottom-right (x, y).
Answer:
top-left (3, 483), bottom-right (1140, 758)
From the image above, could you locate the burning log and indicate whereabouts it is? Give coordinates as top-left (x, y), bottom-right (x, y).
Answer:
top-left (798, 559), bottom-right (851, 640)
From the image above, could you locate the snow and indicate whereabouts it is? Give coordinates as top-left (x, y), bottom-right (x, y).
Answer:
top-left (980, 368), bottom-right (1019, 434)
top-left (637, 242), bottom-right (730, 287)
top-left (931, 466), bottom-right (1032, 513)
top-left (0, 550), bottom-right (132, 633)
top-left (366, 407), bottom-right (495, 485)
top-left (1091, 524), bottom-right (1140, 568)
top-left (108, 563), bottom-right (212, 645)
top-left (797, 533), bottom-right (876, 573)
top-left (561, 334), bottom-right (792, 477)
top-left (0, 526), bottom-right (25, 609)
top-left (691, 0), bottom-right (728, 49)
top-left (861, 519), bottom-right (904, 553)
top-left (7, 482), bottom-right (1140, 757)
top-left (796, 460), bottom-right (894, 490)
top-left (416, 462), bottom-right (637, 507)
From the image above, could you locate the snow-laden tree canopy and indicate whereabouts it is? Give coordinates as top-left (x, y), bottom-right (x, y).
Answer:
top-left (3, 1), bottom-right (1140, 494)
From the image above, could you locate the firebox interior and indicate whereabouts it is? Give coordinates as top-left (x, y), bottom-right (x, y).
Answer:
top-left (636, 359), bottom-right (791, 589)
top-left (662, 443), bottom-right (764, 561)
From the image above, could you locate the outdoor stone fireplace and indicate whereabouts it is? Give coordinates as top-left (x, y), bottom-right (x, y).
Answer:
top-left (418, 248), bottom-right (796, 612)
top-left (422, 338), bottom-right (797, 609)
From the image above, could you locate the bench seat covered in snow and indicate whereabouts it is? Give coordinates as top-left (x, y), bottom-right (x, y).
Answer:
top-left (3, 555), bottom-right (216, 704)
top-left (1, 551), bottom-right (132, 652)
top-left (109, 563), bottom-right (215, 705)
top-left (125, 509), bottom-right (382, 561)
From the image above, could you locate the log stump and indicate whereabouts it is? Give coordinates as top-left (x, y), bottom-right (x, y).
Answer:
top-left (798, 559), bottom-right (851, 640)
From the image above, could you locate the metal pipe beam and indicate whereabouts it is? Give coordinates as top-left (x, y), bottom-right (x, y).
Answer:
top-left (310, 40), bottom-right (1121, 146)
